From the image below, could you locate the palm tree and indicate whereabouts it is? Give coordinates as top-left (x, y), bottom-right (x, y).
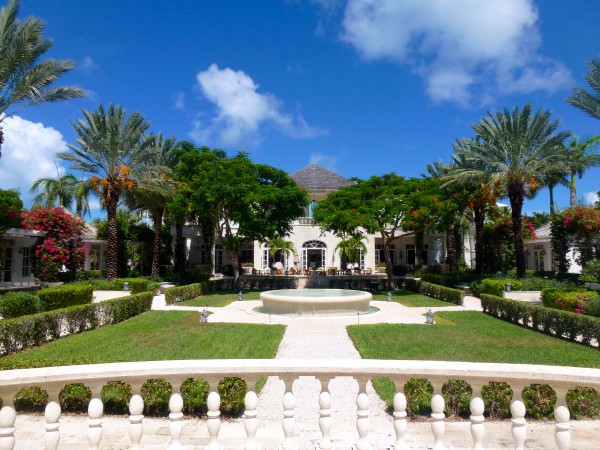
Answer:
top-left (57, 104), bottom-right (149, 280)
top-left (0, 0), bottom-right (85, 158)
top-left (124, 133), bottom-right (177, 278)
top-left (567, 59), bottom-right (600, 120)
top-left (335, 236), bottom-right (367, 271)
top-left (30, 173), bottom-right (94, 217)
top-left (564, 137), bottom-right (600, 206)
top-left (450, 105), bottom-right (570, 277)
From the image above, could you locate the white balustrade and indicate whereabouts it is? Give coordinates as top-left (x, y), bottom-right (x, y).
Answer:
top-left (0, 359), bottom-right (597, 449)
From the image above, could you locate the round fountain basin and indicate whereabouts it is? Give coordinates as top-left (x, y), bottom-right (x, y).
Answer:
top-left (260, 289), bottom-right (372, 316)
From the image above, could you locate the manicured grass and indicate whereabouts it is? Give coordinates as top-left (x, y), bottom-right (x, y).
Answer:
top-left (371, 289), bottom-right (453, 307)
top-left (181, 289), bottom-right (262, 307)
top-left (0, 311), bottom-right (285, 369)
top-left (347, 311), bottom-right (600, 368)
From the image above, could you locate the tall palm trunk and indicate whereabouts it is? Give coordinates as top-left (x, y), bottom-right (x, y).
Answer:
top-left (570, 172), bottom-right (577, 206)
top-left (508, 183), bottom-right (526, 278)
top-left (473, 206), bottom-right (485, 274)
top-left (151, 208), bottom-right (164, 278)
top-left (106, 189), bottom-right (120, 280)
top-left (548, 183), bottom-right (556, 215)
top-left (445, 224), bottom-right (458, 272)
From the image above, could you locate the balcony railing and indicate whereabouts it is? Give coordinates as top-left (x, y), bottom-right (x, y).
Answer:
top-left (0, 359), bottom-right (599, 449)
top-left (293, 217), bottom-right (316, 225)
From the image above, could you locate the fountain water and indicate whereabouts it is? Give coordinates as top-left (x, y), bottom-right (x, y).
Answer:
top-left (259, 289), bottom-right (373, 316)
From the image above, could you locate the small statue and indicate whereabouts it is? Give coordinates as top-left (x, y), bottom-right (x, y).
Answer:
top-left (238, 291), bottom-right (243, 301)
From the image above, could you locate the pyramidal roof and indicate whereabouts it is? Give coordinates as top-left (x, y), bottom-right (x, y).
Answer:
top-left (290, 164), bottom-right (354, 191)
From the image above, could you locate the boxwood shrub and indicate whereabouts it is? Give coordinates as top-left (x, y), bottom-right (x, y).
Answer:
top-left (38, 284), bottom-right (94, 311)
top-left (0, 292), bottom-right (41, 318)
top-left (164, 279), bottom-right (224, 305)
top-left (480, 279), bottom-right (523, 297)
top-left (404, 279), bottom-right (464, 305)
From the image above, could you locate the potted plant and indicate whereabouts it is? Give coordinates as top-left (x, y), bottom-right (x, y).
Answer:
top-left (375, 261), bottom-right (386, 273)
top-left (241, 262), bottom-right (254, 274)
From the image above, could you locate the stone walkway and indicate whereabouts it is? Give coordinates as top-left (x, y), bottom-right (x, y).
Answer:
top-left (10, 290), bottom-right (600, 448)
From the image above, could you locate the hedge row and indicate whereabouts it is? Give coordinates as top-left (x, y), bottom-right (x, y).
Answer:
top-left (481, 294), bottom-right (600, 347)
top-left (0, 292), bottom-right (154, 356)
top-left (541, 288), bottom-right (599, 312)
top-left (38, 284), bottom-right (94, 311)
top-left (88, 278), bottom-right (151, 295)
top-left (405, 279), bottom-right (465, 306)
top-left (165, 280), bottom-right (224, 305)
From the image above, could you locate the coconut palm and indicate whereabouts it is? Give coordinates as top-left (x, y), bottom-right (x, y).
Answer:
top-left (335, 236), bottom-right (367, 271)
top-left (124, 133), bottom-right (177, 278)
top-left (30, 173), bottom-right (94, 217)
top-left (564, 137), bottom-right (600, 206)
top-left (0, 0), bottom-right (85, 158)
top-left (449, 104), bottom-right (570, 277)
top-left (57, 104), bottom-right (149, 280)
top-left (567, 59), bottom-right (600, 120)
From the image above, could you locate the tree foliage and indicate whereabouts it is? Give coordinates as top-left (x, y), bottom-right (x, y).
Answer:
top-left (0, 188), bottom-right (22, 231)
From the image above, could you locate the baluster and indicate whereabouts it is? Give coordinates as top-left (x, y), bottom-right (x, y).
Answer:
top-left (554, 388), bottom-right (570, 450)
top-left (280, 378), bottom-right (296, 450)
top-left (318, 379), bottom-right (332, 450)
top-left (392, 384), bottom-right (408, 450)
top-left (243, 390), bottom-right (258, 450)
top-left (355, 379), bottom-right (372, 450)
top-left (430, 382), bottom-right (445, 450)
top-left (510, 386), bottom-right (527, 450)
top-left (129, 383), bottom-right (144, 450)
top-left (469, 383), bottom-right (485, 450)
top-left (207, 390), bottom-right (221, 450)
top-left (0, 391), bottom-right (17, 450)
top-left (88, 385), bottom-right (104, 450)
top-left (168, 390), bottom-right (184, 449)
top-left (44, 388), bottom-right (61, 450)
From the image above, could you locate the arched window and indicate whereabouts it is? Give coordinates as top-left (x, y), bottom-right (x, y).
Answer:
top-left (302, 240), bottom-right (327, 269)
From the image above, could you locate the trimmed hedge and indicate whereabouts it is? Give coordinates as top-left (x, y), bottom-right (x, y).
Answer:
top-left (541, 288), bottom-right (599, 312)
top-left (480, 294), bottom-right (600, 347)
top-left (0, 292), bottom-right (154, 356)
top-left (38, 284), bottom-right (94, 311)
top-left (88, 278), bottom-right (150, 295)
top-left (0, 292), bottom-right (40, 318)
top-left (404, 279), bottom-right (464, 306)
top-left (480, 279), bottom-right (523, 297)
top-left (164, 279), bottom-right (224, 305)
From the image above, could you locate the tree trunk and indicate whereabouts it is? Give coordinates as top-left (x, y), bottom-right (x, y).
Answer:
top-left (229, 250), bottom-right (241, 289)
top-left (106, 192), bottom-right (119, 280)
top-left (151, 208), bottom-right (163, 278)
top-left (414, 230), bottom-right (424, 268)
top-left (383, 237), bottom-right (397, 290)
top-left (549, 183), bottom-right (555, 216)
top-left (445, 224), bottom-right (457, 272)
top-left (174, 220), bottom-right (185, 273)
top-left (570, 172), bottom-right (577, 207)
top-left (473, 206), bottom-right (485, 275)
top-left (508, 184), bottom-right (526, 278)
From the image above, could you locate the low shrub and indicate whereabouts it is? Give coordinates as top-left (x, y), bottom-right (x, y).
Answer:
top-left (0, 292), bottom-right (40, 318)
top-left (580, 260), bottom-right (600, 284)
top-left (481, 382), bottom-right (512, 419)
top-left (102, 381), bottom-right (133, 414)
top-left (142, 379), bottom-right (172, 416)
top-left (38, 284), bottom-right (94, 311)
top-left (542, 288), bottom-right (599, 313)
top-left (181, 377), bottom-right (209, 415)
top-left (481, 294), bottom-right (600, 346)
top-left (218, 377), bottom-right (247, 416)
top-left (404, 378), bottom-right (433, 416)
top-left (583, 297), bottom-right (600, 318)
top-left (480, 279), bottom-right (523, 297)
top-left (442, 380), bottom-right (472, 417)
top-left (87, 278), bottom-right (149, 294)
top-left (14, 387), bottom-right (47, 412)
top-left (60, 383), bottom-right (91, 413)
top-left (75, 270), bottom-right (104, 281)
top-left (523, 384), bottom-right (556, 419)
top-left (164, 280), bottom-right (224, 305)
top-left (418, 281), bottom-right (464, 306)
top-left (567, 387), bottom-right (600, 419)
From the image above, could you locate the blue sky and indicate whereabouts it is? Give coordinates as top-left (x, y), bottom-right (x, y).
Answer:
top-left (1, 0), bottom-right (599, 218)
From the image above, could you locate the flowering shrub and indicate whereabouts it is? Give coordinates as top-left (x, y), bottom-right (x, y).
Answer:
top-left (21, 208), bottom-right (88, 281)
top-left (552, 206), bottom-right (600, 271)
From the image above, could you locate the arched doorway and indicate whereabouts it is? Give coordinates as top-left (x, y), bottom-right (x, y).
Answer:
top-left (302, 240), bottom-right (327, 269)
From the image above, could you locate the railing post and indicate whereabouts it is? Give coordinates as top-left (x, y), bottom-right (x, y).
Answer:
top-left (0, 390), bottom-right (17, 450)
top-left (244, 389), bottom-right (259, 450)
top-left (207, 390), bottom-right (222, 450)
top-left (469, 383), bottom-right (485, 450)
top-left (430, 382), bottom-right (445, 450)
top-left (391, 379), bottom-right (408, 450)
top-left (88, 384), bottom-right (104, 450)
top-left (554, 387), bottom-right (571, 450)
top-left (318, 379), bottom-right (332, 450)
top-left (355, 379), bottom-right (372, 450)
top-left (281, 378), bottom-right (296, 450)
top-left (44, 388), bottom-right (61, 450)
top-left (168, 387), bottom-right (184, 449)
top-left (129, 383), bottom-right (144, 450)
top-left (510, 386), bottom-right (527, 450)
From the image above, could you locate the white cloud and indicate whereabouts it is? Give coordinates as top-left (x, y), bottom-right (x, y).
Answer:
top-left (309, 152), bottom-right (339, 172)
top-left (79, 56), bottom-right (99, 73)
top-left (191, 64), bottom-right (327, 147)
top-left (0, 116), bottom-right (68, 207)
top-left (584, 191), bottom-right (599, 205)
top-left (340, 0), bottom-right (573, 105)
top-left (174, 92), bottom-right (185, 110)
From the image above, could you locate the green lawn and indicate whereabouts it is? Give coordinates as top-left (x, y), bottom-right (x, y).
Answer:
top-left (347, 311), bottom-right (600, 367)
top-left (180, 289), bottom-right (262, 307)
top-left (371, 289), bottom-right (453, 307)
top-left (0, 311), bottom-right (285, 369)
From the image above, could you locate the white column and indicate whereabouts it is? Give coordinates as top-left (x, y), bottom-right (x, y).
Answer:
top-left (430, 383), bottom-right (445, 450)
top-left (554, 388), bottom-right (571, 450)
top-left (281, 378), bottom-right (296, 450)
top-left (87, 385), bottom-right (104, 450)
top-left (355, 380), bottom-right (372, 450)
top-left (318, 379), bottom-right (332, 450)
top-left (129, 382), bottom-right (144, 450)
top-left (168, 391), bottom-right (184, 449)
top-left (243, 390), bottom-right (259, 450)
top-left (510, 387), bottom-right (527, 450)
top-left (392, 386), bottom-right (408, 450)
top-left (207, 390), bottom-right (222, 450)
top-left (469, 384), bottom-right (485, 450)
top-left (0, 391), bottom-right (17, 450)
top-left (44, 388), bottom-right (61, 450)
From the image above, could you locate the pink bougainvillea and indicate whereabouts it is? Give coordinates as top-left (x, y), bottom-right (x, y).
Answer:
top-left (21, 207), bottom-right (88, 281)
